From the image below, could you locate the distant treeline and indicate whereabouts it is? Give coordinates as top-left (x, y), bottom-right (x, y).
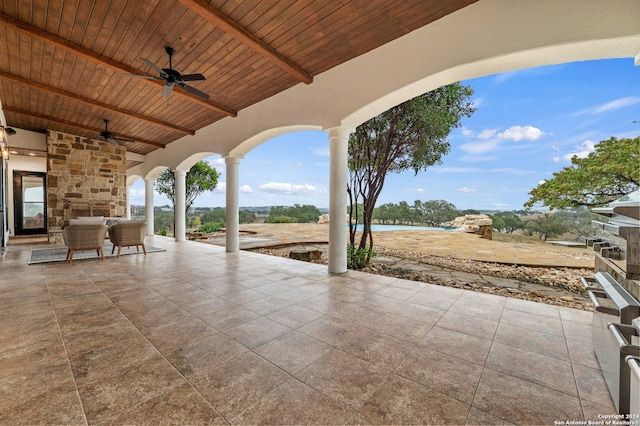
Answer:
top-left (134, 201), bottom-right (596, 241)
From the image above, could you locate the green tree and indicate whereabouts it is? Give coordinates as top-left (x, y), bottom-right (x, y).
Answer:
top-left (199, 207), bottom-right (255, 226)
top-left (347, 83), bottom-right (475, 268)
top-left (525, 213), bottom-right (569, 241)
top-left (489, 214), bottom-right (505, 232)
top-left (155, 160), bottom-right (219, 215)
top-left (525, 137), bottom-right (639, 209)
top-left (492, 211), bottom-right (524, 233)
top-left (419, 200), bottom-right (459, 227)
top-left (266, 204), bottom-right (321, 223)
top-left (201, 208), bottom-right (226, 225)
top-left (556, 208), bottom-right (600, 241)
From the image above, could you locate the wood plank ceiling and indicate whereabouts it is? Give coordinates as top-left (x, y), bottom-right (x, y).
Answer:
top-left (0, 0), bottom-right (476, 156)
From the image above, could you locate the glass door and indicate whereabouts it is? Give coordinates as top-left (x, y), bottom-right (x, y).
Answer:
top-left (13, 171), bottom-right (47, 235)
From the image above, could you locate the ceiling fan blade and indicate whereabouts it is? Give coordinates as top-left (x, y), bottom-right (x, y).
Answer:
top-left (114, 136), bottom-right (134, 143)
top-left (140, 58), bottom-right (166, 76)
top-left (180, 73), bottom-right (206, 82)
top-left (122, 73), bottom-right (159, 80)
top-left (178, 83), bottom-right (209, 99)
top-left (162, 82), bottom-right (174, 98)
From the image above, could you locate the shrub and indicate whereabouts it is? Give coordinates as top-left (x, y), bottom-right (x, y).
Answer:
top-left (266, 215), bottom-right (297, 223)
top-left (347, 244), bottom-right (376, 270)
top-left (199, 222), bottom-right (224, 233)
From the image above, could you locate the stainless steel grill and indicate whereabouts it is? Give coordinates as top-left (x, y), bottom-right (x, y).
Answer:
top-left (590, 190), bottom-right (640, 300)
top-left (585, 191), bottom-right (640, 415)
top-left (628, 352), bottom-right (640, 420)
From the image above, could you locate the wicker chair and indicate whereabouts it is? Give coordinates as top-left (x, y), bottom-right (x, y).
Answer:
top-left (62, 224), bottom-right (109, 262)
top-left (108, 221), bottom-right (147, 257)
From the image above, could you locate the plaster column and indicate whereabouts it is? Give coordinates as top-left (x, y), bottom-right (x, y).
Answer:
top-left (126, 185), bottom-right (131, 219)
top-left (225, 156), bottom-right (241, 252)
top-left (144, 178), bottom-right (154, 236)
top-left (327, 126), bottom-right (353, 274)
top-left (174, 169), bottom-right (187, 242)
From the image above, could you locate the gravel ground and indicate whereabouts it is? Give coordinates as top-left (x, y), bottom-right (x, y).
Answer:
top-left (249, 244), bottom-right (594, 311)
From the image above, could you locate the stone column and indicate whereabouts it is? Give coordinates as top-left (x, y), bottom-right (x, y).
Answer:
top-left (174, 169), bottom-right (187, 242)
top-left (225, 156), bottom-right (241, 252)
top-left (144, 178), bottom-right (154, 236)
top-left (327, 126), bottom-right (353, 274)
top-left (126, 185), bottom-right (131, 220)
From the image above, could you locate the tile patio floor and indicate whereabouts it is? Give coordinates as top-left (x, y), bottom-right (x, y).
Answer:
top-left (1, 236), bottom-right (616, 425)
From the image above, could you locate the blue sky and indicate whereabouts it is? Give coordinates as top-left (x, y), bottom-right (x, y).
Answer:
top-left (130, 58), bottom-right (640, 211)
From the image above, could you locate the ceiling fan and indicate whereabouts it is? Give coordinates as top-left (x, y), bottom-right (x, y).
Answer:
top-left (123, 46), bottom-right (209, 99)
top-left (99, 119), bottom-right (133, 145)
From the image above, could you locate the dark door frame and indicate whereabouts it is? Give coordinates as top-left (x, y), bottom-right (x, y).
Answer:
top-left (13, 170), bottom-right (47, 236)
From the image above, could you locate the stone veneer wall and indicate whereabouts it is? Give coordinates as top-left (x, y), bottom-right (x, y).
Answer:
top-left (46, 130), bottom-right (126, 236)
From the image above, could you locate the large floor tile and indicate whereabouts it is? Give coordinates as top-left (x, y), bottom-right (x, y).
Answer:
top-left (254, 331), bottom-right (333, 374)
top-left (296, 349), bottom-right (390, 411)
top-left (473, 369), bottom-right (583, 425)
top-left (358, 374), bottom-right (470, 425)
top-left (485, 341), bottom-right (578, 396)
top-left (191, 350), bottom-right (290, 419)
top-left (231, 378), bottom-right (350, 425)
top-left (418, 326), bottom-right (492, 365)
top-left (395, 346), bottom-right (483, 404)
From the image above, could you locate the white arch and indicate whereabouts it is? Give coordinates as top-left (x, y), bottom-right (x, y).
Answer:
top-left (176, 152), bottom-right (218, 171)
top-left (230, 125), bottom-right (322, 157)
top-left (127, 0), bottom-right (639, 178)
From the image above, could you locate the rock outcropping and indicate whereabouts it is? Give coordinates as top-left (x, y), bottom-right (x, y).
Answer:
top-left (445, 214), bottom-right (493, 240)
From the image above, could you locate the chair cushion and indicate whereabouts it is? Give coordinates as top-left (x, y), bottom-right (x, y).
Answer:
top-left (70, 216), bottom-right (106, 225)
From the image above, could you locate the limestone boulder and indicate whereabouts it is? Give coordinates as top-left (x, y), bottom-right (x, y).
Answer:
top-left (445, 214), bottom-right (493, 240)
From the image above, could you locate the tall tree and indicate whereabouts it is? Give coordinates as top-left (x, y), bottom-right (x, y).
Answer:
top-left (525, 137), bottom-right (639, 210)
top-left (418, 199), bottom-right (459, 227)
top-left (155, 160), bottom-right (219, 215)
top-left (525, 213), bottom-right (569, 241)
top-left (347, 83), bottom-right (475, 267)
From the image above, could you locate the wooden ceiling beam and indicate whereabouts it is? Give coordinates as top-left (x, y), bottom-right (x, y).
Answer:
top-left (0, 70), bottom-right (195, 135)
top-left (3, 105), bottom-right (166, 148)
top-left (0, 12), bottom-right (237, 117)
top-left (178, 0), bottom-right (313, 84)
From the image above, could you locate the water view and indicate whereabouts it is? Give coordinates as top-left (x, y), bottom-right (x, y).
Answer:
top-left (351, 224), bottom-right (452, 232)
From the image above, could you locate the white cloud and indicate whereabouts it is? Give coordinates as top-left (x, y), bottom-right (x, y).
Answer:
top-left (562, 140), bottom-right (596, 161)
top-left (459, 155), bottom-right (498, 162)
top-left (460, 125), bottom-right (544, 155)
top-left (592, 96), bottom-right (640, 114)
top-left (456, 187), bottom-right (475, 193)
top-left (538, 180), bottom-right (546, 185)
top-left (553, 156), bottom-right (560, 163)
top-left (215, 183), bottom-right (252, 193)
top-left (258, 182), bottom-right (321, 195)
top-left (461, 127), bottom-right (474, 137)
top-left (208, 157), bottom-right (225, 166)
top-left (434, 166), bottom-right (480, 173)
top-left (490, 168), bottom-right (534, 175)
top-left (459, 139), bottom-right (501, 154)
top-left (491, 202), bottom-right (509, 207)
top-left (415, 188), bottom-right (425, 193)
top-left (478, 129), bottom-right (498, 139)
top-left (296, 162), bottom-right (303, 168)
top-left (471, 97), bottom-right (484, 108)
top-left (498, 125), bottom-right (544, 141)
top-left (129, 187), bottom-right (145, 204)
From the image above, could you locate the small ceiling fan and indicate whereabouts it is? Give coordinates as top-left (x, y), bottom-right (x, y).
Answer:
top-left (123, 46), bottom-right (209, 99)
top-left (99, 119), bottom-right (133, 145)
